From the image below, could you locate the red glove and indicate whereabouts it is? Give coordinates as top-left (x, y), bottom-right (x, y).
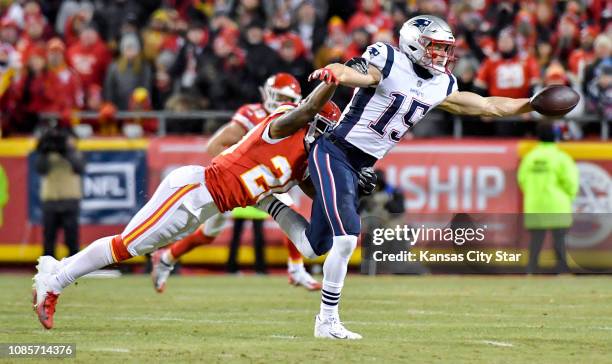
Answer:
top-left (308, 68), bottom-right (339, 85)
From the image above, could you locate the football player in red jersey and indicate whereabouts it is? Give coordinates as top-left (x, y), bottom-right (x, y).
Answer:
top-left (31, 79), bottom-right (340, 330)
top-left (151, 73), bottom-right (322, 293)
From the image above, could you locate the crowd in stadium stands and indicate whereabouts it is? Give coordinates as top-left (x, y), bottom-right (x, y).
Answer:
top-left (0, 0), bottom-right (609, 137)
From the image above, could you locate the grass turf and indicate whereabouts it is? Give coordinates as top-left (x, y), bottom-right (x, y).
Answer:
top-left (1, 274), bottom-right (611, 363)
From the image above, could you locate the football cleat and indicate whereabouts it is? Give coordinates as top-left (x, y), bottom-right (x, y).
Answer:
top-left (288, 268), bottom-right (321, 291)
top-left (314, 315), bottom-right (362, 340)
top-left (151, 249), bottom-right (173, 293)
top-left (32, 273), bottom-right (60, 330)
top-left (36, 256), bottom-right (60, 274)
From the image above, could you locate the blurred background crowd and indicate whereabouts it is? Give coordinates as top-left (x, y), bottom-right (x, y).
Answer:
top-left (0, 0), bottom-right (609, 137)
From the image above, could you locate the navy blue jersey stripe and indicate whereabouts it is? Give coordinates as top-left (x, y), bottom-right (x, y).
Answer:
top-left (382, 44), bottom-right (394, 79)
top-left (446, 74), bottom-right (456, 96)
top-left (334, 87), bottom-right (376, 139)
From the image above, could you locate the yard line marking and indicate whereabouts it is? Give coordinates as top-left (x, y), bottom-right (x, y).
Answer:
top-left (479, 340), bottom-right (514, 348)
top-left (270, 334), bottom-right (297, 339)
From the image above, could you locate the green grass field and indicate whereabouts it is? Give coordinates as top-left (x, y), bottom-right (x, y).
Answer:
top-left (1, 274), bottom-right (611, 363)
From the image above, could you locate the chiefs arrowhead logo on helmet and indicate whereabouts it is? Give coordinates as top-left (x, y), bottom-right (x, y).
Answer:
top-left (262, 73), bottom-right (302, 113)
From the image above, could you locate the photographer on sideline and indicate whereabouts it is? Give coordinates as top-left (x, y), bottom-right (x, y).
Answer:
top-left (35, 127), bottom-right (85, 258)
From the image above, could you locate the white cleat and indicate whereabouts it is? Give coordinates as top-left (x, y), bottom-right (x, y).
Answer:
top-left (289, 268), bottom-right (321, 291)
top-left (151, 249), bottom-right (173, 293)
top-left (314, 315), bottom-right (362, 340)
top-left (36, 256), bottom-right (60, 274)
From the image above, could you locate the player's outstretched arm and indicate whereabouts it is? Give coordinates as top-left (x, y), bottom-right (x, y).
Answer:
top-left (438, 91), bottom-right (533, 117)
top-left (269, 82), bottom-right (337, 139)
top-left (312, 63), bottom-right (381, 88)
top-left (205, 122), bottom-right (246, 157)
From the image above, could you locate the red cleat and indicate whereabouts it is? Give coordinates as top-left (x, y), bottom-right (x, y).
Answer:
top-left (36, 292), bottom-right (59, 330)
top-left (289, 269), bottom-right (322, 291)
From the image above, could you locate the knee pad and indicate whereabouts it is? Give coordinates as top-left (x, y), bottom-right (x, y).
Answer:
top-left (333, 235), bottom-right (358, 257)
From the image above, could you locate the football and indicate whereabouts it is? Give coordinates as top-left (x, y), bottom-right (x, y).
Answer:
top-left (530, 85), bottom-right (580, 117)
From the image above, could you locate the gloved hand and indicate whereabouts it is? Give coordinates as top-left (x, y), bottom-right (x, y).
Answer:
top-left (358, 167), bottom-right (377, 196)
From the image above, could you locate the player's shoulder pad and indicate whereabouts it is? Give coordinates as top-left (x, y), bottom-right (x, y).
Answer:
top-left (362, 42), bottom-right (396, 79)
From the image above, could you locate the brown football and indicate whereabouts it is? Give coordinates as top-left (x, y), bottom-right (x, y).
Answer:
top-left (530, 85), bottom-right (580, 117)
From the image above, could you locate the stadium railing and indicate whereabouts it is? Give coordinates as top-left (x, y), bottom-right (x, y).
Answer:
top-left (39, 110), bottom-right (609, 140)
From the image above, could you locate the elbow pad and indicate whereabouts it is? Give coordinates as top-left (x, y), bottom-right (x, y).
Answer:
top-left (344, 57), bottom-right (369, 75)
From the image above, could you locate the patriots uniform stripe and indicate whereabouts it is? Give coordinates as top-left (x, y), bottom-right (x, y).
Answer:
top-left (446, 74), bottom-right (456, 96)
top-left (382, 44), bottom-right (395, 79)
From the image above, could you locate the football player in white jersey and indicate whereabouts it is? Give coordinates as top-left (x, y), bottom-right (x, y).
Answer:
top-left (256, 15), bottom-right (535, 339)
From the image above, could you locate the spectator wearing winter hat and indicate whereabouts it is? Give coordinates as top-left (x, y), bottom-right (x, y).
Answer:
top-left (314, 16), bottom-right (347, 69)
top-left (584, 35), bottom-right (612, 114)
top-left (103, 34), bottom-right (152, 111)
top-left (264, 11), bottom-right (306, 59)
top-left (0, 18), bottom-right (20, 47)
top-left (43, 38), bottom-right (84, 127)
top-left (276, 37), bottom-right (313, 94)
top-left (66, 26), bottom-right (112, 105)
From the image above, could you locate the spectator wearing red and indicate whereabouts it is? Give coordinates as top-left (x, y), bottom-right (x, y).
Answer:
top-left (63, 3), bottom-right (95, 48)
top-left (265, 12), bottom-right (306, 59)
top-left (346, 0), bottom-right (393, 35)
top-left (43, 38), bottom-right (84, 126)
top-left (0, 18), bottom-right (20, 48)
top-left (66, 26), bottom-right (111, 102)
top-left (475, 29), bottom-right (541, 99)
top-left (17, 14), bottom-right (47, 67)
top-left (568, 27), bottom-right (598, 82)
top-left (276, 37), bottom-right (313, 94)
top-left (343, 27), bottom-right (371, 62)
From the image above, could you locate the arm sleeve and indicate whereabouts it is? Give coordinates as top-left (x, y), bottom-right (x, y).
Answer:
top-left (361, 42), bottom-right (393, 80)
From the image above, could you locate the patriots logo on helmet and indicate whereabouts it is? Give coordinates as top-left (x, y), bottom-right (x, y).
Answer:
top-left (410, 18), bottom-right (431, 31)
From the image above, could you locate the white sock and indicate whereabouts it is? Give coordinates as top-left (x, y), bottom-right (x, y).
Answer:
top-left (53, 236), bottom-right (115, 292)
top-left (257, 196), bottom-right (317, 258)
top-left (319, 235), bottom-right (357, 319)
top-left (288, 260), bottom-right (304, 273)
top-left (162, 249), bottom-right (176, 265)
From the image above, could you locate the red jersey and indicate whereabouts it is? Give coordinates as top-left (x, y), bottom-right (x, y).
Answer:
top-left (476, 55), bottom-right (540, 98)
top-left (205, 107), bottom-right (308, 212)
top-left (231, 103), bottom-right (269, 131)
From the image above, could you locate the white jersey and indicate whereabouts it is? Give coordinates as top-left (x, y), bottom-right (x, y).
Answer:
top-left (333, 42), bottom-right (458, 159)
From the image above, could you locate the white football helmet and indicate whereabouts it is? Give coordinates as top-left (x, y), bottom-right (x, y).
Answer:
top-left (399, 15), bottom-right (456, 74)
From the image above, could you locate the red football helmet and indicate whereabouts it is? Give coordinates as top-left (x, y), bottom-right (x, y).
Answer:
top-left (261, 73), bottom-right (302, 113)
top-left (305, 100), bottom-right (341, 145)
